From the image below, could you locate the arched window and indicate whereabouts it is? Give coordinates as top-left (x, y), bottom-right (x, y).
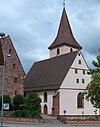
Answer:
top-left (57, 48), bottom-right (60, 55)
top-left (77, 92), bottom-right (84, 108)
top-left (44, 92), bottom-right (47, 102)
top-left (70, 48), bottom-right (73, 52)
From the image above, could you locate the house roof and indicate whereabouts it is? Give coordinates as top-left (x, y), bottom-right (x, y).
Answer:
top-left (24, 51), bottom-right (78, 92)
top-left (0, 39), bottom-right (4, 65)
top-left (48, 8), bottom-right (82, 50)
top-left (1, 35), bottom-right (26, 75)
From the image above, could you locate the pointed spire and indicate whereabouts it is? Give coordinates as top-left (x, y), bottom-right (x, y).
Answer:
top-left (48, 7), bottom-right (82, 50)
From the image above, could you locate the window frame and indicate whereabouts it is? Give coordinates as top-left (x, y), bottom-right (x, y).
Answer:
top-left (79, 60), bottom-right (81, 64)
top-left (44, 92), bottom-right (47, 103)
top-left (76, 79), bottom-right (79, 83)
top-left (77, 92), bottom-right (84, 109)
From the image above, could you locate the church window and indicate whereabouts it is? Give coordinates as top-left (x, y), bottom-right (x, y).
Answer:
top-left (79, 60), bottom-right (81, 64)
top-left (77, 92), bottom-right (84, 108)
top-left (75, 69), bottom-right (78, 74)
top-left (44, 92), bottom-right (47, 103)
top-left (57, 48), bottom-right (60, 55)
top-left (76, 79), bottom-right (79, 83)
top-left (70, 48), bottom-right (73, 52)
top-left (83, 70), bottom-right (85, 75)
top-left (82, 79), bottom-right (85, 83)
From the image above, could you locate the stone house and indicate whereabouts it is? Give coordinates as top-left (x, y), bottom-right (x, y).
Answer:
top-left (0, 35), bottom-right (25, 97)
top-left (24, 7), bottom-right (99, 116)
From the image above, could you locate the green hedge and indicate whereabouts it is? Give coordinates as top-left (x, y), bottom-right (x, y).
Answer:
top-left (11, 110), bottom-right (31, 118)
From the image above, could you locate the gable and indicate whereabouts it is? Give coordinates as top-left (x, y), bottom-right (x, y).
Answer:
top-left (60, 52), bottom-right (91, 89)
top-left (71, 52), bottom-right (89, 69)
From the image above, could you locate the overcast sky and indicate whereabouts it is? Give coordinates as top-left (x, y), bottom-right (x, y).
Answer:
top-left (0, 0), bottom-right (100, 73)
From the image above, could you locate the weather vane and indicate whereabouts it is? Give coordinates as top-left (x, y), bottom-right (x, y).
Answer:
top-left (63, 0), bottom-right (66, 8)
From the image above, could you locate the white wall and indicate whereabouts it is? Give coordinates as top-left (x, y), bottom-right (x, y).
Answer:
top-left (60, 52), bottom-right (99, 115)
top-left (50, 45), bottom-right (78, 58)
top-left (61, 52), bottom-right (91, 89)
top-left (59, 89), bottom-right (98, 115)
top-left (38, 90), bottom-right (55, 115)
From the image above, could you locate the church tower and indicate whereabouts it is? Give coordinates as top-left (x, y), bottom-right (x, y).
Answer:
top-left (48, 6), bottom-right (82, 58)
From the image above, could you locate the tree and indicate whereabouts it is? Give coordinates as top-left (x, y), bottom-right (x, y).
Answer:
top-left (25, 92), bottom-right (41, 118)
top-left (83, 49), bottom-right (100, 109)
top-left (13, 94), bottom-right (25, 110)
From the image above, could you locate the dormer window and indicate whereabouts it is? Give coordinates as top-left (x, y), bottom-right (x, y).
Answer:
top-left (57, 48), bottom-right (60, 55)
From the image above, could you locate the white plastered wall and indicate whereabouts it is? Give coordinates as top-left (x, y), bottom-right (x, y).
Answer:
top-left (59, 89), bottom-right (98, 115)
top-left (60, 52), bottom-right (99, 115)
top-left (50, 45), bottom-right (78, 58)
top-left (38, 90), bottom-right (55, 115)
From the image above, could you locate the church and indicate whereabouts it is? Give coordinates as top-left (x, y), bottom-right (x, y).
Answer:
top-left (24, 6), bottom-right (99, 116)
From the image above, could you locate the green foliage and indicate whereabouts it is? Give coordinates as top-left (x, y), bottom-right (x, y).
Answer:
top-left (11, 110), bottom-right (31, 118)
top-left (0, 95), bottom-right (11, 104)
top-left (83, 49), bottom-right (100, 109)
top-left (0, 93), bottom-right (42, 118)
top-left (25, 92), bottom-right (41, 118)
top-left (13, 94), bottom-right (25, 110)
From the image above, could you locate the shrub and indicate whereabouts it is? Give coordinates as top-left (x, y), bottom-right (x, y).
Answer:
top-left (13, 94), bottom-right (25, 110)
top-left (11, 110), bottom-right (31, 118)
top-left (25, 92), bottom-right (41, 118)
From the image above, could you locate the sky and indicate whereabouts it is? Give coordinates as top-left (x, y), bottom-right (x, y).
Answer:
top-left (0, 0), bottom-right (100, 73)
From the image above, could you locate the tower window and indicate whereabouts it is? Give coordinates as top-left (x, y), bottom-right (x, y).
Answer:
top-left (57, 48), bottom-right (60, 55)
top-left (70, 48), bottom-right (73, 52)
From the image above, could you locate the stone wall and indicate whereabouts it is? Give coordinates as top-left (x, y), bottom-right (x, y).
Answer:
top-left (3, 117), bottom-right (43, 124)
top-left (0, 36), bottom-right (25, 97)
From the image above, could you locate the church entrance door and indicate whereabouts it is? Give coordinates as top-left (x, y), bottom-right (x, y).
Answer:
top-left (44, 104), bottom-right (48, 114)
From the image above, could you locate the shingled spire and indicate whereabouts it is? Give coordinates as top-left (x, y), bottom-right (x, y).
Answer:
top-left (48, 7), bottom-right (82, 50)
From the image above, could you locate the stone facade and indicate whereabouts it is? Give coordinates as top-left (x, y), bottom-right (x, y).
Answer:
top-left (0, 36), bottom-right (25, 97)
